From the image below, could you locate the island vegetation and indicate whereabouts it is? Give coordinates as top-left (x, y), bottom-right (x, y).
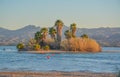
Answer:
top-left (17, 20), bottom-right (101, 52)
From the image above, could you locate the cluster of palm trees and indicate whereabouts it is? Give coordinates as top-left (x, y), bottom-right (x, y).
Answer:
top-left (17, 19), bottom-right (78, 50)
top-left (34, 19), bottom-right (65, 49)
top-left (34, 27), bottom-right (48, 43)
top-left (34, 19), bottom-right (78, 49)
top-left (64, 23), bottom-right (77, 39)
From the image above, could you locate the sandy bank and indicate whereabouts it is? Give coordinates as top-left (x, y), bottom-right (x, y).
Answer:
top-left (20, 50), bottom-right (102, 54)
top-left (0, 71), bottom-right (116, 77)
top-left (25, 50), bottom-right (66, 54)
top-left (19, 49), bottom-right (120, 54)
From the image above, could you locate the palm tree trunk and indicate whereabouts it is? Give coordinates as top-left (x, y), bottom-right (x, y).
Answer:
top-left (56, 26), bottom-right (63, 49)
top-left (57, 26), bottom-right (62, 42)
top-left (72, 29), bottom-right (76, 37)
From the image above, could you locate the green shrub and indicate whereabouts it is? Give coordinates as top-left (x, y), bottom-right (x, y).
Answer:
top-left (33, 44), bottom-right (40, 51)
top-left (17, 43), bottom-right (24, 49)
top-left (43, 45), bottom-right (50, 51)
top-left (26, 38), bottom-right (37, 50)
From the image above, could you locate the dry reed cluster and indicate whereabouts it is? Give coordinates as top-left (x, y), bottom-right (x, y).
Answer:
top-left (61, 38), bottom-right (101, 52)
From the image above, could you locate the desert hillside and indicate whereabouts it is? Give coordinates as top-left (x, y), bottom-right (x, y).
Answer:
top-left (0, 25), bottom-right (120, 47)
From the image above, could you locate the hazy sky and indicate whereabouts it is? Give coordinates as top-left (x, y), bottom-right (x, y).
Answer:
top-left (0, 0), bottom-right (120, 30)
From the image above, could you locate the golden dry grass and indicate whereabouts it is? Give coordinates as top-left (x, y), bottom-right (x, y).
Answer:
top-left (61, 37), bottom-right (101, 52)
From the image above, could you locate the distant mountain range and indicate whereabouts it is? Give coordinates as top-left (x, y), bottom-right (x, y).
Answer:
top-left (0, 25), bottom-right (120, 47)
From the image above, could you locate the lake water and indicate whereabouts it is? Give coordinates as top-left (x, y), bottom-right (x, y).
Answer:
top-left (0, 46), bottom-right (120, 73)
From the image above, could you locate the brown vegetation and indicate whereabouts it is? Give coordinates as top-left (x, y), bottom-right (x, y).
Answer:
top-left (61, 37), bottom-right (101, 52)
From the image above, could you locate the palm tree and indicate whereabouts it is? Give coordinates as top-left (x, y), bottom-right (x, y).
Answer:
top-left (49, 27), bottom-right (57, 40)
top-left (40, 27), bottom-right (48, 41)
top-left (70, 23), bottom-right (77, 38)
top-left (64, 30), bottom-right (72, 39)
top-left (81, 34), bottom-right (89, 38)
top-left (54, 19), bottom-right (64, 42)
top-left (34, 31), bottom-right (42, 43)
top-left (38, 27), bottom-right (48, 48)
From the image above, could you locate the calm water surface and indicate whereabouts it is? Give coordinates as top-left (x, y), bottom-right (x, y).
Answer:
top-left (0, 46), bottom-right (120, 73)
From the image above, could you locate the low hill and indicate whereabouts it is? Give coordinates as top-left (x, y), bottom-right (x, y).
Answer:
top-left (0, 25), bottom-right (120, 47)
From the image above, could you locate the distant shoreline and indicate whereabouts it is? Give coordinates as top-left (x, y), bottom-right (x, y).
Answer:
top-left (0, 71), bottom-right (116, 77)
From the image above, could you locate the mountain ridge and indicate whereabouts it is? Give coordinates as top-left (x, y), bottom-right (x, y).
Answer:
top-left (0, 25), bottom-right (120, 46)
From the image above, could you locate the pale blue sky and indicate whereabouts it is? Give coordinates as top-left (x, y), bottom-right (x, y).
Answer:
top-left (0, 0), bottom-right (120, 30)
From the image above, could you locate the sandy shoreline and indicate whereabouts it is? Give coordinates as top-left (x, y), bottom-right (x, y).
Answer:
top-left (20, 50), bottom-right (101, 54)
top-left (19, 50), bottom-right (120, 54)
top-left (0, 71), bottom-right (117, 77)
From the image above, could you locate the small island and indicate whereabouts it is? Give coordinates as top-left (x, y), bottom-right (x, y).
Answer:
top-left (17, 20), bottom-right (101, 53)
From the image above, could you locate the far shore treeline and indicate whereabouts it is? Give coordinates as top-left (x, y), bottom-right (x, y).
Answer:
top-left (17, 20), bottom-right (101, 52)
